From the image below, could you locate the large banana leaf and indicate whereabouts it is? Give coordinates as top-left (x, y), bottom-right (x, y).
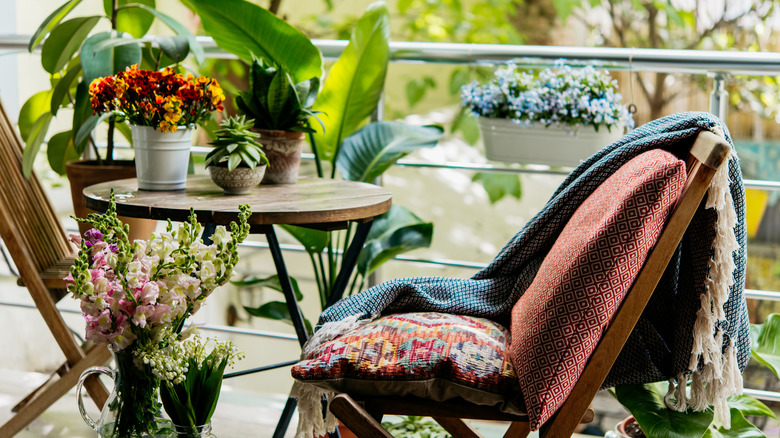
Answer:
top-left (188, 0), bottom-right (321, 81)
top-left (312, 2), bottom-right (390, 164)
top-left (614, 382), bottom-right (713, 438)
top-left (41, 16), bottom-right (101, 74)
top-left (336, 122), bottom-right (443, 183)
top-left (80, 32), bottom-right (142, 83)
top-left (357, 206), bottom-right (433, 278)
top-left (752, 313), bottom-right (780, 378)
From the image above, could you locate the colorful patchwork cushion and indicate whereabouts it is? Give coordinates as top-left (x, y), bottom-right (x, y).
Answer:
top-left (292, 312), bottom-right (524, 414)
top-left (509, 149), bottom-right (687, 430)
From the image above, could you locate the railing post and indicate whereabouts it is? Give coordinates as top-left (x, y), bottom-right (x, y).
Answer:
top-left (709, 73), bottom-right (729, 122)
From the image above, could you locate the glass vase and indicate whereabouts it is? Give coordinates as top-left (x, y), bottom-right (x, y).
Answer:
top-left (77, 349), bottom-right (170, 437)
top-left (172, 423), bottom-right (217, 438)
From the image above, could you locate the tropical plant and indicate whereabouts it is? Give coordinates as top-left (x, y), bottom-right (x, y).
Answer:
top-left (20, 0), bottom-right (204, 177)
top-left (235, 58), bottom-right (323, 133)
top-left (611, 313), bottom-right (780, 437)
top-left (186, 0), bottom-right (441, 323)
top-left (205, 115), bottom-right (269, 171)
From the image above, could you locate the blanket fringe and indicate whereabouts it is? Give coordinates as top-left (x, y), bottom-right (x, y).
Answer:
top-left (667, 135), bottom-right (742, 427)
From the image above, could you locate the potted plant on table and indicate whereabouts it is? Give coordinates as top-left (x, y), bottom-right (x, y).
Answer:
top-left (70, 194), bottom-right (251, 437)
top-left (21, 0), bottom-right (204, 238)
top-left (88, 65), bottom-right (226, 191)
top-left (205, 115), bottom-right (270, 195)
top-left (460, 61), bottom-right (635, 167)
top-left (235, 58), bottom-right (323, 184)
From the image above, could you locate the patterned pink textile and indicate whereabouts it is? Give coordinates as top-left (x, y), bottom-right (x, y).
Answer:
top-left (509, 149), bottom-right (687, 430)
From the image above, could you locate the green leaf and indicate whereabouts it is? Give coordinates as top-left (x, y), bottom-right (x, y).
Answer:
top-left (336, 122), bottom-right (442, 182)
top-left (22, 113), bottom-right (53, 178)
top-left (104, 0), bottom-right (155, 38)
top-left (18, 90), bottom-right (54, 141)
top-left (41, 16), bottom-right (101, 74)
top-left (405, 77), bottom-right (434, 108)
top-left (280, 225), bottom-right (330, 253)
top-left (74, 112), bottom-right (113, 153)
top-left (472, 172), bottom-right (522, 203)
top-left (231, 274), bottom-right (303, 301)
top-left (28, 0), bottom-right (84, 52)
top-left (46, 130), bottom-right (80, 175)
top-left (50, 63), bottom-right (82, 115)
top-left (727, 394), bottom-right (776, 419)
top-left (123, 3), bottom-right (204, 64)
top-left (72, 81), bottom-right (96, 153)
top-left (152, 35), bottom-right (190, 64)
top-left (81, 32), bottom-right (142, 83)
top-left (188, 0), bottom-right (322, 80)
top-left (357, 205), bottom-right (433, 277)
top-left (243, 300), bottom-right (291, 321)
top-left (551, 0), bottom-right (579, 21)
top-left (311, 2), bottom-right (390, 163)
top-left (451, 107), bottom-right (480, 145)
top-left (614, 382), bottom-right (713, 438)
top-left (751, 313), bottom-right (780, 379)
top-left (449, 67), bottom-right (470, 96)
top-left (708, 408), bottom-right (765, 438)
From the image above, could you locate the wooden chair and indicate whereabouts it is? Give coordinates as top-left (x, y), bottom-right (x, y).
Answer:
top-left (326, 130), bottom-right (731, 438)
top-left (0, 98), bottom-right (111, 436)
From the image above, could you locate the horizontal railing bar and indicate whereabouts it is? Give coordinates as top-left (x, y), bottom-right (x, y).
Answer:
top-left (5, 35), bottom-right (780, 76)
top-left (744, 388), bottom-right (780, 403)
top-left (745, 289), bottom-right (780, 302)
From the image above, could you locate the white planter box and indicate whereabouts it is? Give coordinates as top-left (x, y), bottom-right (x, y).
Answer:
top-left (478, 117), bottom-right (624, 167)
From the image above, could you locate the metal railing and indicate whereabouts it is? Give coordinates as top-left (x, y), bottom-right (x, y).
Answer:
top-left (2, 35), bottom-right (780, 400)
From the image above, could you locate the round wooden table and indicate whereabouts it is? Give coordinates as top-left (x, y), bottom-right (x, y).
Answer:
top-left (83, 175), bottom-right (392, 227)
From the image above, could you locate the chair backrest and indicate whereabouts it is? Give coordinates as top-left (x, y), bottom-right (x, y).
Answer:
top-left (541, 130), bottom-right (731, 436)
top-left (0, 98), bottom-right (72, 291)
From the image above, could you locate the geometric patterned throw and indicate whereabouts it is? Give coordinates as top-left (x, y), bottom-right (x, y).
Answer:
top-left (292, 312), bottom-right (525, 414)
top-left (509, 149), bottom-right (687, 429)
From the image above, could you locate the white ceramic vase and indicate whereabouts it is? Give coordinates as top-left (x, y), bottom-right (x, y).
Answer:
top-left (132, 125), bottom-right (194, 191)
top-left (478, 117), bottom-right (624, 167)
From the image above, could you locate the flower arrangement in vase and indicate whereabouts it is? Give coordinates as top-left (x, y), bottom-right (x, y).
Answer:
top-left (69, 193), bottom-right (250, 437)
top-left (205, 115), bottom-right (270, 195)
top-left (236, 58), bottom-right (323, 184)
top-left (460, 60), bottom-right (635, 166)
top-left (89, 65), bottom-right (226, 190)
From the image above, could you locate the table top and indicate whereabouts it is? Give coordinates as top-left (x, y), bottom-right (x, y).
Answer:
top-left (83, 176), bottom-right (393, 227)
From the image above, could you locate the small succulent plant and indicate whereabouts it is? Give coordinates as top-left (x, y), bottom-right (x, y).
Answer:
top-left (205, 115), bottom-right (270, 172)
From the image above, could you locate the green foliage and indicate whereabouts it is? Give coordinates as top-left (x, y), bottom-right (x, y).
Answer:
top-left (187, 0), bottom-right (322, 83)
top-left (752, 313), bottom-right (780, 377)
top-left (235, 58), bottom-right (322, 132)
top-left (382, 415), bottom-right (450, 438)
top-left (21, 0), bottom-right (202, 177)
top-left (205, 115), bottom-right (269, 171)
top-left (471, 172), bottom-right (522, 204)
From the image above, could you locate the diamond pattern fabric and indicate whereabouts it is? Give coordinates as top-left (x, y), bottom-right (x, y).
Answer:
top-left (509, 149), bottom-right (687, 429)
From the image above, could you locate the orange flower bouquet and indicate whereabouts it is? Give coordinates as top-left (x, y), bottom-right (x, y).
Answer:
top-left (89, 65), bottom-right (226, 133)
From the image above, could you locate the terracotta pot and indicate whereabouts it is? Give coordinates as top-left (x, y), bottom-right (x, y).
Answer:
top-left (254, 128), bottom-right (305, 184)
top-left (65, 160), bottom-right (157, 241)
top-left (208, 164), bottom-right (266, 195)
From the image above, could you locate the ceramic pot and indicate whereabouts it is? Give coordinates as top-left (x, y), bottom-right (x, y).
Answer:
top-left (478, 117), bottom-right (624, 167)
top-left (65, 160), bottom-right (157, 241)
top-left (254, 128), bottom-right (305, 184)
top-left (208, 164), bottom-right (266, 195)
top-left (132, 125), bottom-right (193, 191)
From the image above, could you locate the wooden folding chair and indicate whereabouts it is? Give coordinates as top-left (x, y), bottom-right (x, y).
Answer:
top-left (0, 98), bottom-right (110, 436)
top-left (326, 130), bottom-right (731, 438)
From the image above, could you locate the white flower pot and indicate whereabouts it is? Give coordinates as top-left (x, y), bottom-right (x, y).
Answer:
top-left (132, 125), bottom-right (193, 191)
top-left (478, 117), bottom-right (624, 167)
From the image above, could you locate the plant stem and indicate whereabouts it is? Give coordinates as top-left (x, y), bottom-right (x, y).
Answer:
top-left (307, 126), bottom-right (323, 178)
top-left (316, 252), bottom-right (329, 308)
top-left (309, 252), bottom-right (325, 308)
top-left (106, 116), bottom-right (116, 164)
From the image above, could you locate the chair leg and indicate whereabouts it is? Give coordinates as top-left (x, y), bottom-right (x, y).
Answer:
top-left (433, 417), bottom-right (485, 438)
top-left (0, 343), bottom-right (110, 437)
top-left (330, 394), bottom-right (393, 438)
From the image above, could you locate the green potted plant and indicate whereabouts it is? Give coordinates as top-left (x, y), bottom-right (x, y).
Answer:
top-left (20, 0), bottom-right (202, 237)
top-left (460, 61), bottom-right (635, 166)
top-left (235, 58), bottom-right (323, 184)
top-left (205, 115), bottom-right (270, 195)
